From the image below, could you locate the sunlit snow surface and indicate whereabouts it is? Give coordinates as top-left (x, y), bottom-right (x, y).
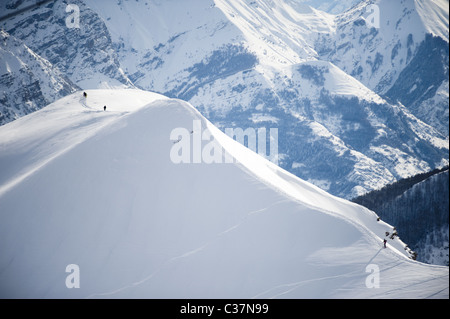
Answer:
top-left (0, 90), bottom-right (447, 298)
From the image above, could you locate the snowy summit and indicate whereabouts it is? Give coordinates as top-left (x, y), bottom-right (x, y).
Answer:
top-left (0, 89), bottom-right (447, 298)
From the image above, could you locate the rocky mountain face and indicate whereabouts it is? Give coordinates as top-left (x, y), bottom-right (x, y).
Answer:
top-left (385, 33), bottom-right (449, 135)
top-left (1, 0), bottom-right (132, 89)
top-left (0, 29), bottom-right (78, 126)
top-left (0, 0), bottom-right (448, 199)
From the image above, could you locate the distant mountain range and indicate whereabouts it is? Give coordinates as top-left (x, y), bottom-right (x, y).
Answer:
top-left (1, 0), bottom-right (448, 200)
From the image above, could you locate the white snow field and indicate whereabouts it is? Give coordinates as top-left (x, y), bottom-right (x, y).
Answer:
top-left (0, 89), bottom-right (448, 299)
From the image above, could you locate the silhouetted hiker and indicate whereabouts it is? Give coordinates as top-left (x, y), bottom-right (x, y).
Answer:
top-left (104, 105), bottom-right (106, 111)
top-left (83, 92), bottom-right (87, 98)
top-left (383, 239), bottom-right (387, 248)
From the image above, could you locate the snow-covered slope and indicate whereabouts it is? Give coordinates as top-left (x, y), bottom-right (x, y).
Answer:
top-left (84, 0), bottom-right (334, 88)
top-left (0, 89), bottom-right (447, 298)
top-left (297, 0), bottom-right (362, 14)
top-left (317, 0), bottom-right (449, 134)
top-left (317, 0), bottom-right (449, 92)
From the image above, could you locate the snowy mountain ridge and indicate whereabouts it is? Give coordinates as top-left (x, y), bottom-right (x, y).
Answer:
top-left (0, 89), bottom-right (447, 298)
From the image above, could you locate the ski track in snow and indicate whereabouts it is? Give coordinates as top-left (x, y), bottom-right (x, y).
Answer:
top-left (251, 270), bottom-right (361, 299)
top-left (86, 199), bottom-right (290, 298)
top-left (251, 247), bottom-right (387, 299)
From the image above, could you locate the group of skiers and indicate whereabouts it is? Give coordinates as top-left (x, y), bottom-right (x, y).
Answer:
top-left (83, 92), bottom-right (107, 111)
